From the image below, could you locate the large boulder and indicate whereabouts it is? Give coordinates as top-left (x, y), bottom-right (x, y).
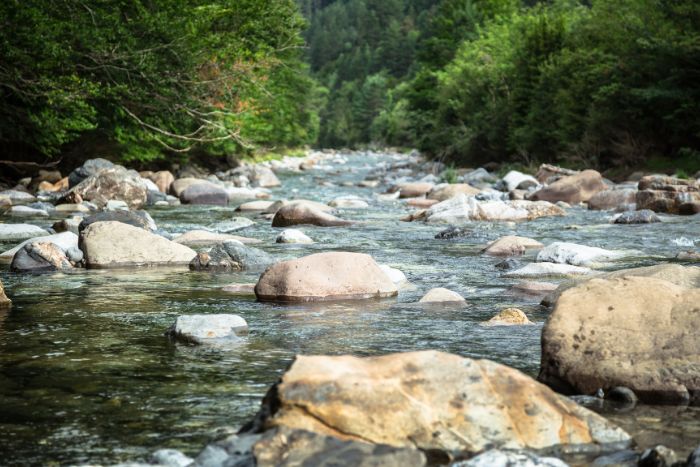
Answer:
top-left (636, 175), bottom-right (700, 214)
top-left (180, 181), bottom-right (228, 206)
top-left (530, 170), bottom-right (608, 204)
top-left (255, 252), bottom-right (398, 302)
top-left (0, 224), bottom-right (49, 242)
top-left (68, 158), bottom-right (115, 187)
top-left (427, 183), bottom-right (480, 202)
top-left (536, 242), bottom-right (625, 267)
top-left (189, 241), bottom-right (274, 271)
top-left (62, 167), bottom-right (148, 209)
top-left (587, 188), bottom-right (637, 211)
top-left (272, 201), bottom-right (352, 227)
top-left (0, 280), bottom-right (11, 308)
top-left (422, 194), bottom-right (564, 223)
top-left (10, 241), bottom-right (73, 272)
top-left (173, 230), bottom-right (260, 247)
top-left (78, 210), bottom-right (157, 233)
top-left (80, 221), bottom-right (196, 268)
top-left (0, 231), bottom-right (78, 263)
top-left (482, 236), bottom-right (543, 256)
top-left (244, 351), bottom-right (631, 458)
top-left (539, 276), bottom-right (700, 404)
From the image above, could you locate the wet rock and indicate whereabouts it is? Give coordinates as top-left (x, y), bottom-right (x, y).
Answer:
top-left (483, 235), bottom-right (543, 256)
top-left (221, 283), bottom-right (256, 295)
top-left (588, 189), bottom-right (637, 211)
top-left (81, 221), bottom-right (196, 268)
top-left (531, 170), bottom-right (608, 204)
top-left (276, 229), bottom-right (313, 244)
top-left (65, 246), bottom-right (84, 264)
top-left (636, 175), bottom-right (700, 214)
top-left (418, 287), bottom-right (465, 303)
top-left (236, 200), bottom-right (275, 212)
top-left (423, 194), bottom-right (564, 223)
top-left (680, 201), bottom-right (700, 215)
top-left (255, 252), bottom-right (397, 302)
top-left (639, 445), bottom-right (677, 467)
top-left (148, 171), bottom-right (175, 194)
top-left (484, 308), bottom-right (533, 325)
top-left (244, 350), bottom-right (631, 457)
top-left (173, 230), bottom-right (260, 247)
top-left (68, 158), bottom-right (114, 187)
top-left (0, 280), bottom-right (11, 309)
top-left (502, 170), bottom-right (540, 191)
top-left (536, 242), bottom-right (625, 266)
top-left (495, 258), bottom-right (521, 270)
top-left (688, 446), bottom-right (700, 467)
top-left (170, 177), bottom-right (202, 197)
top-left (62, 166), bottom-right (148, 209)
top-left (427, 183), bottom-right (480, 201)
top-left (539, 276), bottom-right (700, 404)
top-left (455, 449), bottom-right (568, 467)
top-left (434, 225), bottom-right (472, 239)
top-left (379, 264), bottom-right (408, 286)
top-left (614, 210), bottom-right (660, 224)
top-left (189, 241), bottom-right (274, 271)
top-left (0, 231), bottom-right (78, 263)
top-left (504, 262), bottom-right (593, 278)
top-left (79, 210), bottom-right (157, 233)
top-left (605, 387), bottom-right (638, 405)
top-left (510, 281), bottom-right (558, 297)
top-left (179, 181), bottom-right (228, 206)
top-left (0, 224), bottom-right (49, 242)
top-left (0, 189), bottom-right (36, 204)
top-left (167, 314), bottom-right (248, 344)
top-left (592, 449), bottom-right (639, 466)
top-left (9, 206), bottom-right (49, 217)
top-left (393, 182), bottom-right (434, 198)
top-left (11, 242), bottom-right (73, 272)
top-left (272, 201), bottom-right (352, 227)
top-left (328, 196), bottom-right (369, 208)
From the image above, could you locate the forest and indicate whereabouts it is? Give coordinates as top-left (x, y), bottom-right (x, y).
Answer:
top-left (1, 0), bottom-right (699, 173)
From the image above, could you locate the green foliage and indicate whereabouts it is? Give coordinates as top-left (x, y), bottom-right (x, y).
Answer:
top-left (0, 0), bottom-right (319, 162)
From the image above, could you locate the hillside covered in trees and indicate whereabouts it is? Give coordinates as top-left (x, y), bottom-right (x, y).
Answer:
top-left (1, 0), bottom-right (699, 173)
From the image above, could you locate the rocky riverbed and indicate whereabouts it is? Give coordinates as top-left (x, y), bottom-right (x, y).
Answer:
top-left (0, 151), bottom-right (699, 466)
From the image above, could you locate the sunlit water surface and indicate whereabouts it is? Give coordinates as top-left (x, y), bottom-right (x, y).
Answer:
top-left (1, 152), bottom-right (699, 465)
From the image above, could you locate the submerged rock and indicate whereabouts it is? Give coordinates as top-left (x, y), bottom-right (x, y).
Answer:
top-left (483, 308), bottom-right (533, 326)
top-left (434, 225), bottom-right (472, 240)
top-left (539, 276), bottom-right (700, 404)
top-left (613, 209), bottom-right (660, 224)
top-left (167, 314), bottom-right (248, 344)
top-left (536, 242), bottom-right (625, 266)
top-left (418, 287), bottom-right (465, 303)
top-left (80, 221), bottom-right (196, 268)
top-left (276, 229), bottom-right (313, 244)
top-left (483, 235), bottom-right (543, 256)
top-left (243, 350), bottom-right (631, 458)
top-left (173, 230), bottom-right (260, 247)
top-left (271, 201), bottom-right (352, 227)
top-left (189, 241), bottom-right (274, 271)
top-left (255, 252), bottom-right (397, 302)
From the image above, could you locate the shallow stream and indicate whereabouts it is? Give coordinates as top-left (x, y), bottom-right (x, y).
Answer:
top-left (1, 152), bottom-right (699, 465)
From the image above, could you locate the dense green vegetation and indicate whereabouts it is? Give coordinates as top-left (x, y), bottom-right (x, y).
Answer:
top-left (1, 0), bottom-right (698, 171)
top-left (0, 0), bottom-right (318, 164)
top-left (306, 0), bottom-right (700, 171)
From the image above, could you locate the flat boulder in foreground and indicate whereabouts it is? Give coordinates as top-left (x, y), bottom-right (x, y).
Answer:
top-left (255, 252), bottom-right (397, 302)
top-left (244, 350), bottom-right (631, 457)
top-left (539, 276), bottom-right (700, 404)
top-left (80, 221), bottom-right (196, 268)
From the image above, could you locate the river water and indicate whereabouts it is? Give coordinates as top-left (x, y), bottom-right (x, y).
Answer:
top-left (0, 152), bottom-right (699, 465)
